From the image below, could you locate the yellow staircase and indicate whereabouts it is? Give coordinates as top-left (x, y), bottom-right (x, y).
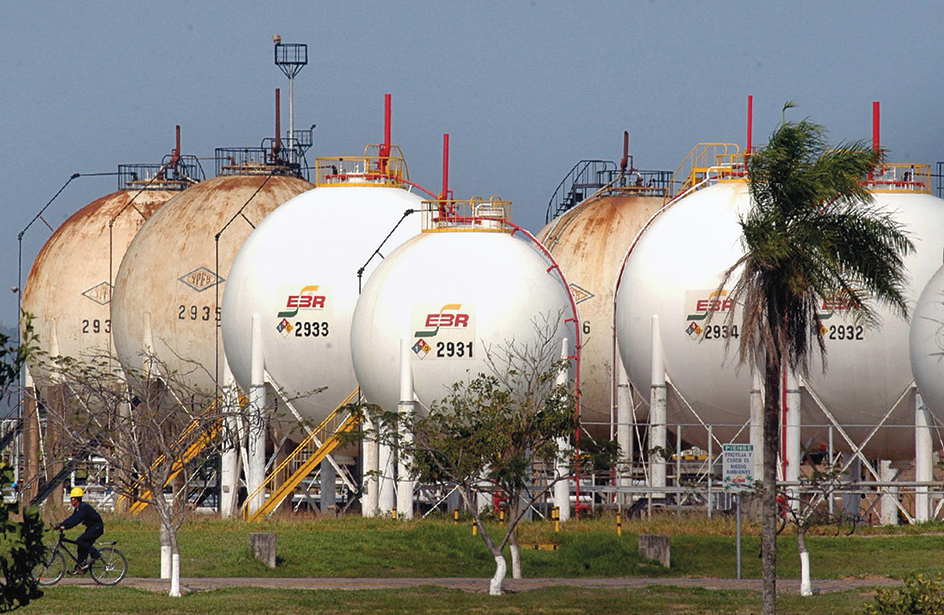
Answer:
top-left (670, 142), bottom-right (744, 198)
top-left (242, 389), bottom-right (362, 522)
top-left (121, 400), bottom-right (226, 514)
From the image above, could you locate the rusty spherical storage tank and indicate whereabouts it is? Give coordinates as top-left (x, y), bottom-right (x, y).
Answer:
top-left (537, 190), bottom-right (664, 437)
top-left (111, 172), bottom-right (314, 393)
top-left (22, 186), bottom-right (180, 383)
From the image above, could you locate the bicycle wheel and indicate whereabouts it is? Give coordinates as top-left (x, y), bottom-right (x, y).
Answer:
top-left (89, 546), bottom-right (127, 586)
top-left (33, 548), bottom-right (65, 586)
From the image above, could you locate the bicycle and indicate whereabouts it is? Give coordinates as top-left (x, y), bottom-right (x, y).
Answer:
top-left (32, 528), bottom-right (127, 586)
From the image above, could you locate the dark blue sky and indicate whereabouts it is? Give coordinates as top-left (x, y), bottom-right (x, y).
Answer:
top-left (3, 1), bottom-right (944, 325)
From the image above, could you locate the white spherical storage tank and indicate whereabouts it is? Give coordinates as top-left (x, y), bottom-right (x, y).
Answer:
top-left (910, 265), bottom-right (944, 417)
top-left (351, 202), bottom-right (576, 414)
top-left (616, 178), bottom-right (944, 459)
top-left (111, 173), bottom-right (314, 393)
top-left (221, 184), bottom-right (426, 423)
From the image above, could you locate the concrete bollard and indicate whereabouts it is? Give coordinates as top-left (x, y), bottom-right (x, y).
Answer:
top-left (250, 532), bottom-right (277, 568)
top-left (638, 534), bottom-right (670, 568)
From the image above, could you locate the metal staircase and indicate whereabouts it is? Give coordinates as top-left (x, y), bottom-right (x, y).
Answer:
top-left (242, 389), bottom-right (361, 521)
top-left (29, 455), bottom-right (82, 506)
top-left (121, 403), bottom-right (225, 514)
top-left (545, 160), bottom-right (617, 224)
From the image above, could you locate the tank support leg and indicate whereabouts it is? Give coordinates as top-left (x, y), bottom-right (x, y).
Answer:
top-left (915, 393), bottom-right (932, 523)
top-left (750, 367), bottom-right (764, 485)
top-left (649, 315), bottom-right (667, 494)
top-left (785, 369), bottom-right (801, 509)
top-left (396, 338), bottom-right (415, 520)
top-left (616, 354), bottom-right (633, 510)
top-left (554, 338), bottom-right (571, 522)
top-left (247, 314), bottom-right (266, 517)
top-left (219, 357), bottom-right (240, 519)
top-left (879, 460), bottom-right (899, 525)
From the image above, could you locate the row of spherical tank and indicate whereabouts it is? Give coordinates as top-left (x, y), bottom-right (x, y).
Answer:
top-left (24, 128), bottom-right (944, 468)
top-left (609, 173), bottom-right (944, 461)
top-left (24, 153), bottom-right (577, 433)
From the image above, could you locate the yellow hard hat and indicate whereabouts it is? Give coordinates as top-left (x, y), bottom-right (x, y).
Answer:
top-left (70, 487), bottom-right (84, 499)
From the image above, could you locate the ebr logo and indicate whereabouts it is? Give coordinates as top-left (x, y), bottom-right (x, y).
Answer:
top-left (277, 285), bottom-right (327, 318)
top-left (685, 289), bottom-right (739, 322)
top-left (415, 303), bottom-right (471, 338)
top-left (287, 295), bottom-right (325, 309)
top-left (424, 312), bottom-right (469, 328)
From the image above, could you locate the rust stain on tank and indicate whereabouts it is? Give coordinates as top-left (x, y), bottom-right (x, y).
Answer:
top-left (537, 193), bottom-right (666, 435)
top-left (22, 188), bottom-right (177, 381)
top-left (110, 173), bottom-right (314, 392)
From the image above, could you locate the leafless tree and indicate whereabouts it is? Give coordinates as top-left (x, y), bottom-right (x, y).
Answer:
top-left (41, 350), bottom-right (245, 596)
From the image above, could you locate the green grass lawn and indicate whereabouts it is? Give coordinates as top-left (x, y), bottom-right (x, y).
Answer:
top-left (87, 513), bottom-right (944, 580)
top-left (20, 511), bottom-right (944, 614)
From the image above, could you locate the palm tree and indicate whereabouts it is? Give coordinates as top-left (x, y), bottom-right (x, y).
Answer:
top-left (719, 103), bottom-right (914, 615)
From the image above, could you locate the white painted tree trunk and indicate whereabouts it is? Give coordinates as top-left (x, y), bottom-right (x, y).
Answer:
top-left (510, 543), bottom-right (521, 579)
top-left (489, 555), bottom-right (507, 596)
top-left (160, 524), bottom-right (171, 579)
top-left (799, 551), bottom-right (812, 596)
top-left (170, 552), bottom-right (181, 597)
top-left (798, 529), bottom-right (812, 596)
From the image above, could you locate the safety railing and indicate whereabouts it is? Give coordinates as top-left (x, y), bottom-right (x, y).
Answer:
top-left (315, 144), bottom-right (409, 188)
top-left (669, 143), bottom-right (745, 198)
top-left (864, 163), bottom-right (932, 194)
top-left (422, 197), bottom-right (513, 233)
top-left (242, 388), bottom-right (362, 521)
top-left (215, 147), bottom-right (302, 177)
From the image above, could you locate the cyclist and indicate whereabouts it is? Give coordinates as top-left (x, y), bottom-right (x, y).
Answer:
top-left (55, 487), bottom-right (104, 575)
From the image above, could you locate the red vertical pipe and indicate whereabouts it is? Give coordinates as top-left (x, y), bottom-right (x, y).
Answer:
top-left (441, 133), bottom-right (450, 201)
top-left (746, 95), bottom-right (753, 167)
top-left (873, 100), bottom-right (880, 152)
top-left (168, 125), bottom-right (181, 170)
top-left (869, 100), bottom-right (880, 181)
top-left (274, 89), bottom-right (282, 157)
top-left (620, 131), bottom-right (629, 174)
top-left (383, 93), bottom-right (392, 157)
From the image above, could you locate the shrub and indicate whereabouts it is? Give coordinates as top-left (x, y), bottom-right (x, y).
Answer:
top-left (865, 572), bottom-right (944, 614)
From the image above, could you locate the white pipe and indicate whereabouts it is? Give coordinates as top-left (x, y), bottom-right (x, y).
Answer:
top-left (916, 393), bottom-right (932, 523)
top-left (247, 314), bottom-right (266, 516)
top-left (785, 369), bottom-right (801, 507)
top-left (396, 339), bottom-right (415, 519)
top-left (649, 315), bottom-right (666, 491)
top-left (750, 366), bottom-right (764, 485)
top-left (879, 460), bottom-right (898, 525)
top-left (362, 414), bottom-right (379, 517)
top-left (378, 428), bottom-right (396, 515)
top-left (616, 353), bottom-right (633, 497)
top-left (554, 338), bottom-right (571, 522)
top-left (219, 356), bottom-right (239, 519)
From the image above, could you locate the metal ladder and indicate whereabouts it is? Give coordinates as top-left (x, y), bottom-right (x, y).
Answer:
top-left (242, 389), bottom-right (361, 521)
top-left (121, 401), bottom-right (225, 514)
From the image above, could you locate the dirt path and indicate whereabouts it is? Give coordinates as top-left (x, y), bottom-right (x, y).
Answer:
top-left (53, 576), bottom-right (902, 595)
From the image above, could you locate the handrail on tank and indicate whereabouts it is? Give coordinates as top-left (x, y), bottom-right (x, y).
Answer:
top-left (669, 143), bottom-right (744, 198)
top-left (421, 196), bottom-right (513, 233)
top-left (863, 162), bottom-right (932, 194)
top-left (315, 147), bottom-right (409, 188)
